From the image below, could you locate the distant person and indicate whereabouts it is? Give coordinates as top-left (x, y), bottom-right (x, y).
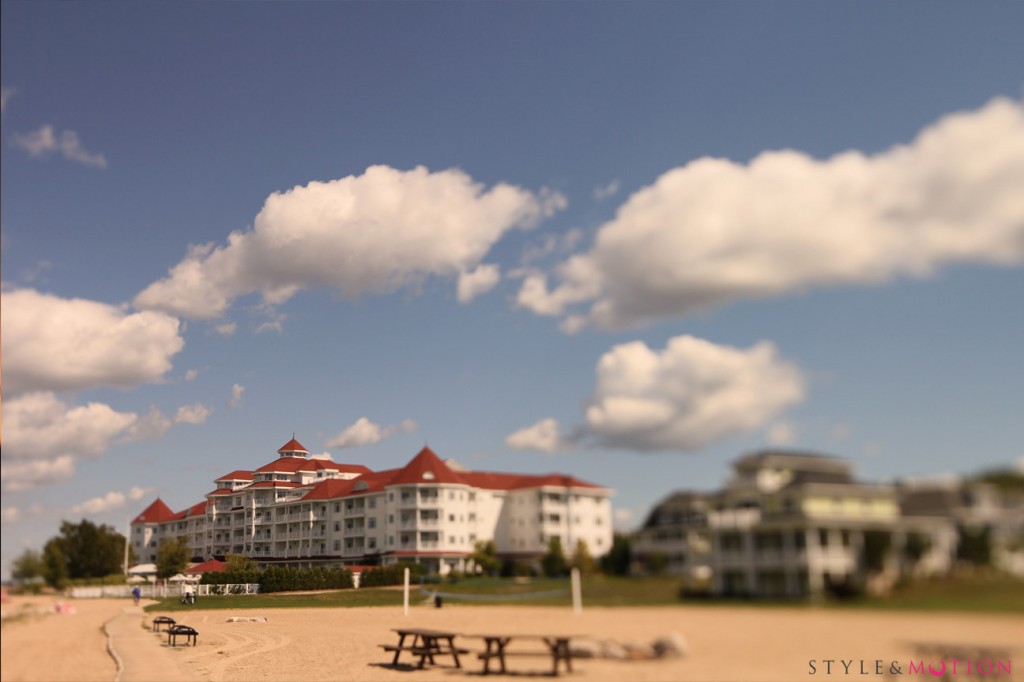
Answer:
top-left (132, 586), bottom-right (141, 606)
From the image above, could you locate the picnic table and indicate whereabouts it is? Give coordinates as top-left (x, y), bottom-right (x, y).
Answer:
top-left (471, 633), bottom-right (577, 676)
top-left (166, 624), bottom-right (199, 647)
top-left (152, 616), bottom-right (176, 632)
top-left (380, 628), bottom-right (468, 669)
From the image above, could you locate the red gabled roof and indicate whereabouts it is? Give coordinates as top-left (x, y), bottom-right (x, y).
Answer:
top-left (174, 500), bottom-right (208, 519)
top-left (132, 498), bottom-right (176, 524)
top-left (388, 446), bottom-right (463, 486)
top-left (278, 438), bottom-right (308, 453)
top-left (216, 470), bottom-right (253, 481)
top-left (186, 558), bottom-right (227, 574)
top-left (300, 478), bottom-right (360, 501)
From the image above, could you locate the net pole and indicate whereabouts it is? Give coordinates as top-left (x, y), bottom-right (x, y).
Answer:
top-left (571, 567), bottom-right (582, 615)
top-left (403, 567), bottom-right (410, 616)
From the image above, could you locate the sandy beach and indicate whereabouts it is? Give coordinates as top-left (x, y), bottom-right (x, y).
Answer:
top-left (3, 596), bottom-right (1022, 682)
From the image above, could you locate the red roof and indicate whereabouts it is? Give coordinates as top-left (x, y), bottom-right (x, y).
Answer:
top-left (216, 470), bottom-right (253, 481)
top-left (278, 438), bottom-right (308, 453)
top-left (301, 478), bottom-right (360, 500)
top-left (186, 558), bottom-right (227, 574)
top-left (173, 500), bottom-right (208, 519)
top-left (132, 498), bottom-right (176, 524)
top-left (388, 446), bottom-right (463, 486)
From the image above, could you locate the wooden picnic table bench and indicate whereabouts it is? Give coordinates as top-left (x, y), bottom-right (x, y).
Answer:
top-left (166, 624), bottom-right (199, 647)
top-left (151, 616), bottom-right (176, 632)
top-left (469, 634), bottom-right (578, 676)
top-left (380, 628), bottom-right (469, 669)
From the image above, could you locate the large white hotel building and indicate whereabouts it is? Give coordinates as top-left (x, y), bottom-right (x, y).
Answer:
top-left (131, 438), bottom-right (614, 574)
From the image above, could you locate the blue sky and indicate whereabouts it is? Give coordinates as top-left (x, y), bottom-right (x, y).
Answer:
top-left (2, 2), bottom-right (1023, 579)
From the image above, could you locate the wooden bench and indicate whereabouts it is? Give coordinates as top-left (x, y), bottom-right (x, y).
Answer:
top-left (152, 616), bottom-right (176, 632)
top-left (473, 635), bottom-right (576, 676)
top-left (166, 624), bottom-right (199, 647)
top-left (381, 629), bottom-right (467, 669)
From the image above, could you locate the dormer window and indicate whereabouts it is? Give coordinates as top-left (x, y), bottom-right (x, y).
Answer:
top-left (422, 472), bottom-right (436, 481)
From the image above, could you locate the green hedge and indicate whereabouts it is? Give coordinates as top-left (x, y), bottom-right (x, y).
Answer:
top-left (200, 565), bottom-right (354, 593)
top-left (359, 562), bottom-right (426, 587)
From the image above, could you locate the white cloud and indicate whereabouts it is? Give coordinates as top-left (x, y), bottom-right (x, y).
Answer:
top-left (519, 97), bottom-right (1024, 330)
top-left (174, 403), bottom-right (211, 425)
top-left (1, 507), bottom-right (21, 523)
top-left (766, 421), bottom-right (798, 446)
top-left (135, 165), bottom-right (564, 319)
top-left (71, 491), bottom-right (127, 515)
top-left (1, 393), bottom-right (209, 491)
top-left (593, 179), bottom-right (621, 201)
top-left (228, 384), bottom-right (245, 408)
top-left (214, 323), bottom-right (237, 336)
top-left (325, 417), bottom-right (417, 449)
top-left (1, 288), bottom-right (184, 396)
top-left (505, 418), bottom-right (576, 454)
top-left (456, 264), bottom-right (501, 303)
top-left (69, 489), bottom-right (154, 515)
top-left (1, 456), bottom-right (76, 491)
top-left (1, 87), bottom-right (13, 113)
top-left (129, 486), bottom-right (155, 501)
top-left (185, 369), bottom-right (200, 381)
top-left (507, 335), bottom-right (805, 453)
top-left (12, 124), bottom-right (108, 168)
top-left (4, 392), bottom-right (138, 462)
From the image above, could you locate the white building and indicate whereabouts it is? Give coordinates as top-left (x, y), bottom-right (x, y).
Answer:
top-left (632, 450), bottom-right (959, 598)
top-left (132, 438), bottom-right (613, 575)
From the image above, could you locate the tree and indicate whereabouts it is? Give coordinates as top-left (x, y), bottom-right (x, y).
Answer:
top-left (957, 525), bottom-right (992, 566)
top-left (40, 520), bottom-right (126, 585)
top-left (225, 553), bottom-right (259, 573)
top-left (571, 539), bottom-right (596, 577)
top-left (644, 551), bottom-right (669, 576)
top-left (599, 534), bottom-right (632, 576)
top-left (469, 540), bottom-right (501, 576)
top-left (11, 549), bottom-right (45, 584)
top-left (42, 539), bottom-right (69, 589)
top-left (541, 537), bottom-right (568, 577)
top-left (862, 530), bottom-right (891, 574)
top-left (156, 537), bottom-right (190, 579)
top-left (903, 532), bottom-right (931, 566)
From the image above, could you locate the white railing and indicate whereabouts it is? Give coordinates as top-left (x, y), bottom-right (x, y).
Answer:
top-left (196, 583), bottom-right (260, 596)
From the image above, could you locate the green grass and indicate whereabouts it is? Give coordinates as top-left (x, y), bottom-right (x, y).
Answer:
top-left (142, 574), bottom-right (1024, 614)
top-left (845, 574), bottom-right (1024, 614)
top-left (143, 587), bottom-right (405, 612)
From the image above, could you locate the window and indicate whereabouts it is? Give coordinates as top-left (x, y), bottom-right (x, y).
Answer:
top-left (368, 537), bottom-right (377, 549)
top-left (335, 503), bottom-right (341, 513)
top-left (369, 498), bottom-right (376, 509)
top-left (368, 518), bottom-right (376, 529)
top-left (449, 514), bottom-right (456, 522)
top-left (334, 522), bottom-right (340, 532)
top-left (468, 513), bottom-right (476, 522)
